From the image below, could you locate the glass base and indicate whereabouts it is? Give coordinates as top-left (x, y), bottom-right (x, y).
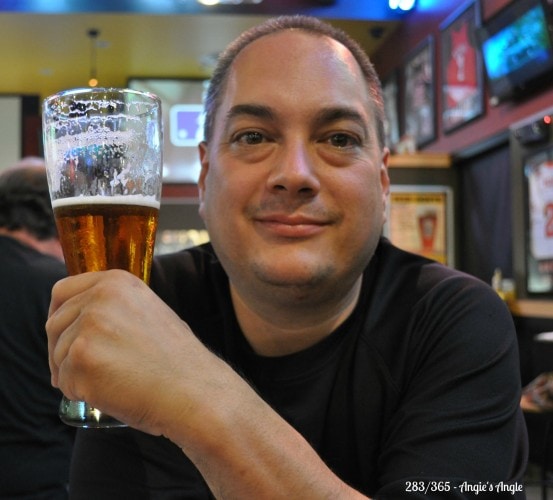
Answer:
top-left (59, 397), bottom-right (127, 428)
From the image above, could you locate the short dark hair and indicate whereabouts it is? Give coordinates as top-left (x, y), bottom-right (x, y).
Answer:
top-left (0, 159), bottom-right (58, 240)
top-left (203, 15), bottom-right (386, 148)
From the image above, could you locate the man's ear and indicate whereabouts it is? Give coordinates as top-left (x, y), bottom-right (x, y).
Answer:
top-left (198, 141), bottom-right (209, 218)
top-left (380, 148), bottom-right (391, 221)
top-left (381, 148), bottom-right (390, 195)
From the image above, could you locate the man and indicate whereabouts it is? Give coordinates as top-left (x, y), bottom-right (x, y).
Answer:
top-left (0, 158), bottom-right (73, 498)
top-left (47, 16), bottom-right (527, 498)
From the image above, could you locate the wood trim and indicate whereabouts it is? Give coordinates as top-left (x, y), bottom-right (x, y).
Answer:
top-left (509, 300), bottom-right (553, 319)
top-left (161, 183), bottom-right (199, 200)
top-left (388, 152), bottom-right (451, 169)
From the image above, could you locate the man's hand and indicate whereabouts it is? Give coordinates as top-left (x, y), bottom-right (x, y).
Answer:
top-left (46, 269), bottom-right (213, 436)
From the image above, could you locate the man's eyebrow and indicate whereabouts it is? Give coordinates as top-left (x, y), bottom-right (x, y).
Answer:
top-left (224, 104), bottom-right (369, 134)
top-left (313, 106), bottom-right (368, 128)
top-left (226, 104), bottom-right (276, 123)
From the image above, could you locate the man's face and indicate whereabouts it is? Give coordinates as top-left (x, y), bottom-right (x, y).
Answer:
top-left (198, 30), bottom-right (389, 304)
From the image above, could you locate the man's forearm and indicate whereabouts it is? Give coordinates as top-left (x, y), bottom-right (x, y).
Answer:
top-left (162, 359), bottom-right (368, 499)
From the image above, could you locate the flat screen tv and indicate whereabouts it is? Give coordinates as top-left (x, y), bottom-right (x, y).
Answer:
top-left (128, 77), bottom-right (209, 183)
top-left (475, 0), bottom-right (553, 104)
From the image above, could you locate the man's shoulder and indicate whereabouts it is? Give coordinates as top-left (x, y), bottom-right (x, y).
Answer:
top-left (0, 235), bottom-right (66, 280)
top-left (362, 239), bottom-right (511, 347)
top-left (366, 239), bottom-right (514, 348)
top-left (373, 238), bottom-right (488, 297)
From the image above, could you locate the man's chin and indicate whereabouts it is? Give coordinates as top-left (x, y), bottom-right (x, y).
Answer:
top-left (252, 263), bottom-right (333, 290)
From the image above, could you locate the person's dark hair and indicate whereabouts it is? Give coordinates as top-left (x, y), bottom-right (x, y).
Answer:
top-left (203, 15), bottom-right (386, 148)
top-left (0, 159), bottom-right (58, 240)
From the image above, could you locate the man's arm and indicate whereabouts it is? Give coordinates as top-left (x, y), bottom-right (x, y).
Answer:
top-left (372, 272), bottom-right (527, 498)
top-left (47, 269), bottom-right (368, 499)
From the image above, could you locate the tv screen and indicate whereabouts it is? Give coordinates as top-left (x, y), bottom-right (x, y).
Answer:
top-left (476, 0), bottom-right (553, 104)
top-left (128, 77), bottom-right (209, 183)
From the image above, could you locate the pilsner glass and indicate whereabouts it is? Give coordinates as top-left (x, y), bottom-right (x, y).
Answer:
top-left (42, 88), bottom-right (163, 428)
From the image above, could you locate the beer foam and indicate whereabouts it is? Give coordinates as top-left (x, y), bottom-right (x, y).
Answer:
top-left (52, 194), bottom-right (160, 210)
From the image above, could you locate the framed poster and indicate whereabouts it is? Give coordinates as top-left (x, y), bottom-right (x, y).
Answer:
top-left (0, 96), bottom-right (25, 169)
top-left (403, 36), bottom-right (436, 148)
top-left (384, 185), bottom-right (454, 266)
top-left (381, 72), bottom-right (400, 152)
top-left (524, 148), bottom-right (553, 295)
top-left (440, 0), bottom-right (484, 134)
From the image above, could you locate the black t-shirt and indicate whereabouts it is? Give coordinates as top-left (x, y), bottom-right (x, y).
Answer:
top-left (69, 238), bottom-right (527, 499)
top-left (0, 236), bottom-right (74, 499)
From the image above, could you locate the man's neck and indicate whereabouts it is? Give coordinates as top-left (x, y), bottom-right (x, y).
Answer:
top-left (0, 228), bottom-right (64, 262)
top-left (230, 277), bottom-right (362, 357)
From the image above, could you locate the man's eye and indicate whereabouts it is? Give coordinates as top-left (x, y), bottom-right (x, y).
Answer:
top-left (327, 133), bottom-right (360, 148)
top-left (235, 131), bottom-right (265, 145)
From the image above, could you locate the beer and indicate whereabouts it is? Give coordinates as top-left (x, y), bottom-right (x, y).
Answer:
top-left (53, 195), bottom-right (159, 284)
top-left (43, 88), bottom-right (163, 428)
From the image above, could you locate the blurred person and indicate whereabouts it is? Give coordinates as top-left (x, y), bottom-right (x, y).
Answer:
top-left (47, 16), bottom-right (526, 499)
top-left (0, 158), bottom-right (73, 499)
top-left (521, 372), bottom-right (553, 412)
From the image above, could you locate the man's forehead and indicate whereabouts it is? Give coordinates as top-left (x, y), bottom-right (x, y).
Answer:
top-left (224, 32), bottom-right (364, 97)
top-left (210, 29), bottom-right (374, 135)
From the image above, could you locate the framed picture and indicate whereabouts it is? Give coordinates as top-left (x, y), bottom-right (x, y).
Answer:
top-left (403, 36), bottom-right (436, 148)
top-left (381, 72), bottom-right (400, 151)
top-left (440, 0), bottom-right (484, 134)
top-left (524, 147), bottom-right (553, 295)
top-left (383, 185), bottom-right (454, 267)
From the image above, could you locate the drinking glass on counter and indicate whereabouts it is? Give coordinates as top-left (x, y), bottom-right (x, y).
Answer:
top-left (42, 88), bottom-right (163, 428)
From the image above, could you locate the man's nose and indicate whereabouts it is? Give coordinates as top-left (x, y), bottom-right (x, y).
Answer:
top-left (266, 141), bottom-right (321, 196)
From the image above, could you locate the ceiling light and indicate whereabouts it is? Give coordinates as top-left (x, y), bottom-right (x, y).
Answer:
top-left (87, 28), bottom-right (100, 87)
top-left (197, 0), bottom-right (262, 5)
top-left (389, 0), bottom-right (416, 11)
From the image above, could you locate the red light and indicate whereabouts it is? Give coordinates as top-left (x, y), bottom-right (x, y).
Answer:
top-left (544, 115), bottom-right (552, 125)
